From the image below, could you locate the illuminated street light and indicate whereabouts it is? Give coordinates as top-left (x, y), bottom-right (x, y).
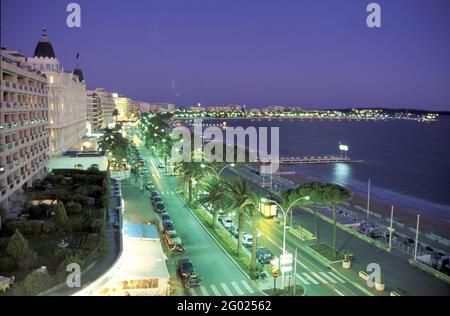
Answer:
top-left (200, 163), bottom-right (235, 178)
top-left (260, 195), bottom-right (310, 289)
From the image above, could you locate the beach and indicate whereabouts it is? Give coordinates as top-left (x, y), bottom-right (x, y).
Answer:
top-left (282, 169), bottom-right (450, 253)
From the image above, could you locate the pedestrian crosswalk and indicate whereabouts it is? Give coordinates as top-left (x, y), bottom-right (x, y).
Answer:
top-left (186, 280), bottom-right (256, 296)
top-left (296, 271), bottom-right (346, 286)
top-left (185, 270), bottom-right (347, 296)
top-left (159, 190), bottom-right (177, 196)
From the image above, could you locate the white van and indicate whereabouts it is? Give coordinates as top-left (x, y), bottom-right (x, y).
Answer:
top-left (242, 233), bottom-right (253, 248)
top-left (220, 216), bottom-right (234, 229)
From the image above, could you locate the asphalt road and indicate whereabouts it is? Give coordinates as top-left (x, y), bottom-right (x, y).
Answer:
top-left (135, 143), bottom-right (259, 297)
top-left (221, 170), bottom-right (450, 296)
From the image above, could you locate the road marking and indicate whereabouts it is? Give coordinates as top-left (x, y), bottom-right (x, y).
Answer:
top-left (296, 274), bottom-right (310, 285)
top-left (149, 159), bottom-right (161, 179)
top-left (265, 236), bottom-right (278, 247)
top-left (231, 281), bottom-right (244, 295)
top-left (334, 289), bottom-right (345, 296)
top-left (328, 272), bottom-right (346, 283)
top-left (220, 283), bottom-right (233, 296)
top-left (320, 272), bottom-right (337, 283)
top-left (188, 287), bottom-right (199, 296)
top-left (240, 280), bottom-right (255, 294)
top-left (296, 259), bottom-right (308, 269)
top-left (311, 272), bottom-right (328, 284)
top-left (210, 284), bottom-right (221, 296)
top-left (199, 286), bottom-right (210, 296)
top-left (302, 273), bottom-right (319, 284)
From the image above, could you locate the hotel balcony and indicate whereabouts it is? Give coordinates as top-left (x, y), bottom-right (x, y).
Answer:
top-left (0, 157), bottom-right (48, 203)
top-left (0, 130), bottom-right (49, 154)
top-left (1, 143), bottom-right (49, 176)
top-left (0, 101), bottom-right (48, 112)
top-left (0, 118), bottom-right (48, 133)
top-left (1, 79), bottom-right (48, 97)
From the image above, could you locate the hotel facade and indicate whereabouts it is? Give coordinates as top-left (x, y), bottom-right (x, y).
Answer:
top-left (27, 29), bottom-right (86, 155)
top-left (0, 48), bottom-right (50, 212)
top-left (86, 88), bottom-right (115, 133)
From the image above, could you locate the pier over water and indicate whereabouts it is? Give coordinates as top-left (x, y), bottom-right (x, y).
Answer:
top-left (263, 155), bottom-right (363, 164)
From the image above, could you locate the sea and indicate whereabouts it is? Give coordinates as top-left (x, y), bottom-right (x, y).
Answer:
top-left (202, 117), bottom-right (450, 224)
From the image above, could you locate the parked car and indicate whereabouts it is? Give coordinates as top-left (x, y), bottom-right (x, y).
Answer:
top-left (152, 196), bottom-right (162, 205)
top-left (241, 233), bottom-right (253, 248)
top-left (155, 202), bottom-right (165, 213)
top-left (160, 213), bottom-right (171, 222)
top-left (230, 224), bottom-right (239, 238)
top-left (177, 258), bottom-right (202, 288)
top-left (164, 230), bottom-right (184, 252)
top-left (158, 162), bottom-right (164, 169)
top-left (145, 181), bottom-right (154, 191)
top-left (256, 247), bottom-right (274, 264)
top-left (220, 216), bottom-right (234, 229)
top-left (163, 219), bottom-right (175, 232)
top-left (150, 191), bottom-right (159, 199)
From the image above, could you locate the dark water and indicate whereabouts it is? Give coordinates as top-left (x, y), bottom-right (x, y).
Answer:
top-left (207, 117), bottom-right (450, 223)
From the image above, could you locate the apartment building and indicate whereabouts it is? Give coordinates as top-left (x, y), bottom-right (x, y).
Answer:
top-left (86, 88), bottom-right (115, 132)
top-left (0, 48), bottom-right (50, 212)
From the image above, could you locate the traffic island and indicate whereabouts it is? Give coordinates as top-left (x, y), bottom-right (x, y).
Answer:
top-left (309, 243), bottom-right (345, 262)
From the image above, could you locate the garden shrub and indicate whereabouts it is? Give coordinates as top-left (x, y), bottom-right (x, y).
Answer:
top-left (0, 255), bottom-right (16, 272)
top-left (66, 202), bottom-right (82, 214)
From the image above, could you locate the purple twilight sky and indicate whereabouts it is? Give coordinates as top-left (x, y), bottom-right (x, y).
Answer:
top-left (1, 0), bottom-right (450, 110)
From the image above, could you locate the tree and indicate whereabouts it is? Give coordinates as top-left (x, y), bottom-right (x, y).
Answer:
top-left (322, 183), bottom-right (352, 257)
top-left (66, 201), bottom-right (82, 214)
top-left (113, 109), bottom-right (119, 124)
top-left (7, 229), bottom-right (29, 261)
top-left (54, 201), bottom-right (69, 231)
top-left (292, 182), bottom-right (352, 257)
top-left (243, 192), bottom-right (260, 275)
top-left (22, 270), bottom-right (53, 295)
top-left (0, 207), bottom-right (6, 225)
top-left (195, 176), bottom-right (227, 229)
top-left (98, 126), bottom-right (130, 162)
top-left (224, 177), bottom-right (253, 256)
top-left (175, 161), bottom-right (204, 203)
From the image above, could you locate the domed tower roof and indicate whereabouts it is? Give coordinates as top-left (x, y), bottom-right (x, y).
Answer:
top-left (73, 68), bottom-right (85, 82)
top-left (33, 28), bottom-right (56, 59)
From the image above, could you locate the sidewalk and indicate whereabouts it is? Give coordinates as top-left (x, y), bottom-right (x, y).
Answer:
top-left (225, 167), bottom-right (450, 295)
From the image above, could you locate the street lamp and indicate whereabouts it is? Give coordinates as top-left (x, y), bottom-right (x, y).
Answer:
top-left (260, 196), bottom-right (310, 255)
top-left (261, 195), bottom-right (310, 290)
top-left (200, 163), bottom-right (235, 178)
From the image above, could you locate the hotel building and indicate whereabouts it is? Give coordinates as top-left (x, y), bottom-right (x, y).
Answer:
top-left (27, 29), bottom-right (86, 154)
top-left (86, 88), bottom-right (115, 133)
top-left (0, 48), bottom-right (50, 212)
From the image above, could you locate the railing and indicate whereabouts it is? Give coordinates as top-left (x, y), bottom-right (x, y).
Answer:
top-left (2, 80), bottom-right (47, 95)
top-left (0, 132), bottom-right (48, 155)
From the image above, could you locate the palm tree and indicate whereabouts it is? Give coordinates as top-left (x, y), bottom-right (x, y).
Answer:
top-left (244, 192), bottom-right (260, 275)
top-left (322, 183), bottom-right (352, 257)
top-left (112, 109), bottom-right (119, 124)
top-left (224, 177), bottom-right (253, 256)
top-left (296, 182), bottom-right (352, 257)
top-left (98, 127), bottom-right (130, 161)
top-left (195, 176), bottom-right (227, 229)
top-left (175, 161), bottom-right (204, 203)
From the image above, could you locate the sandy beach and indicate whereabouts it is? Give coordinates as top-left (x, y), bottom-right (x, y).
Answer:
top-left (280, 169), bottom-right (450, 250)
